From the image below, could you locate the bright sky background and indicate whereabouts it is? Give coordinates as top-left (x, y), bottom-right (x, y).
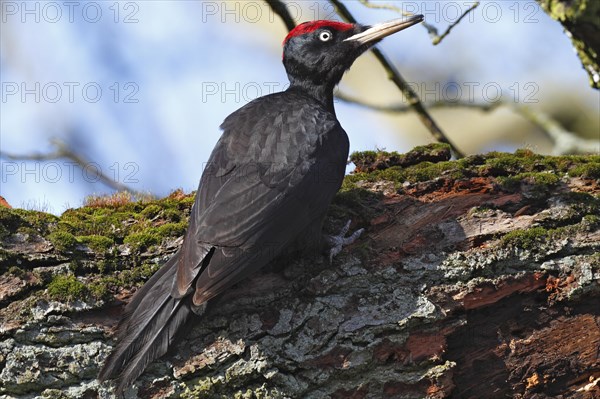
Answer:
top-left (1, 0), bottom-right (598, 214)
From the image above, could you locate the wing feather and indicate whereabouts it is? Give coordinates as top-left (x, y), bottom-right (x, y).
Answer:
top-left (177, 90), bottom-right (349, 305)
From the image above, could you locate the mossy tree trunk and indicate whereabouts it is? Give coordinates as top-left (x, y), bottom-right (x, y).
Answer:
top-left (537, 0), bottom-right (600, 89)
top-left (1, 145), bottom-right (599, 398)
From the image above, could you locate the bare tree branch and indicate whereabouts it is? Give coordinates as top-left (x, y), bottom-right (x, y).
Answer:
top-left (429, 1), bottom-right (479, 45)
top-left (512, 105), bottom-right (600, 155)
top-left (358, 0), bottom-right (480, 45)
top-left (265, 0), bottom-right (296, 31)
top-left (0, 138), bottom-right (144, 195)
top-left (335, 91), bottom-right (502, 113)
top-left (336, 91), bottom-right (600, 155)
top-left (329, 0), bottom-right (465, 158)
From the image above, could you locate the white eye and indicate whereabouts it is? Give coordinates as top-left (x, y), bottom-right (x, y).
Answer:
top-left (319, 30), bottom-right (332, 42)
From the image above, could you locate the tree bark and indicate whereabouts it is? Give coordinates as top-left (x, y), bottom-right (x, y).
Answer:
top-left (537, 0), bottom-right (600, 89)
top-left (1, 146), bottom-right (599, 398)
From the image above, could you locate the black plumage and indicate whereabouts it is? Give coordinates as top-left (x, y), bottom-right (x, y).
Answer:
top-left (99, 15), bottom-right (424, 394)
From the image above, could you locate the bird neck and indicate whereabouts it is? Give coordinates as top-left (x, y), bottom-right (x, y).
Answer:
top-left (287, 78), bottom-right (336, 112)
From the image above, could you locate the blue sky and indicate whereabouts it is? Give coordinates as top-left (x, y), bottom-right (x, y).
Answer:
top-left (1, 1), bottom-right (598, 214)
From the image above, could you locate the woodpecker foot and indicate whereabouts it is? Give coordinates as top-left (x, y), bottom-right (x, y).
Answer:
top-left (325, 220), bottom-right (364, 263)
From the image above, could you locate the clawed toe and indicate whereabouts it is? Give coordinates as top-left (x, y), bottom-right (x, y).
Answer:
top-left (325, 219), bottom-right (364, 263)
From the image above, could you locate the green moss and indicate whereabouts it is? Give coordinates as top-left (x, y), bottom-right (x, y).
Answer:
top-left (0, 248), bottom-right (17, 270)
top-left (140, 204), bottom-right (162, 218)
top-left (513, 148), bottom-right (536, 158)
top-left (349, 143), bottom-right (451, 173)
top-left (581, 214), bottom-right (600, 231)
top-left (350, 150), bottom-right (378, 165)
top-left (343, 159), bottom-right (464, 188)
top-left (123, 231), bottom-right (160, 251)
top-left (46, 271), bottom-right (117, 301)
top-left (162, 208), bottom-right (182, 222)
top-left (181, 377), bottom-right (222, 399)
top-left (343, 149), bottom-right (600, 200)
top-left (53, 192), bottom-right (195, 252)
top-left (122, 220), bottom-right (187, 251)
top-left (181, 376), bottom-right (285, 399)
top-left (7, 265), bottom-right (26, 278)
top-left (47, 274), bottom-right (87, 301)
top-left (161, 195), bottom-right (195, 212)
top-left (568, 162), bottom-right (600, 179)
top-left (155, 221), bottom-right (188, 237)
top-left (88, 280), bottom-right (110, 300)
top-left (561, 191), bottom-right (598, 204)
top-left (60, 207), bottom-right (136, 241)
top-left (470, 205), bottom-right (495, 215)
top-left (412, 142), bottom-right (451, 154)
top-left (528, 172), bottom-right (561, 186)
top-left (127, 262), bottom-right (160, 282)
top-left (560, 191), bottom-right (600, 216)
top-left (404, 160), bottom-right (465, 182)
top-left (0, 224), bottom-right (9, 240)
top-left (0, 207), bottom-right (24, 238)
top-left (180, 194), bottom-right (196, 208)
top-left (95, 262), bottom-right (161, 291)
top-left (47, 231), bottom-right (79, 252)
top-left (484, 154), bottom-right (532, 175)
top-left (12, 209), bottom-right (59, 232)
top-left (497, 172), bottom-right (561, 196)
top-left (77, 235), bottom-right (114, 252)
top-left (373, 166), bottom-right (405, 183)
top-left (68, 259), bottom-right (84, 274)
top-left (590, 252), bottom-right (600, 266)
top-left (0, 207), bottom-right (59, 239)
top-left (501, 227), bottom-right (550, 249)
top-left (482, 151), bottom-right (598, 178)
top-left (330, 187), bottom-right (381, 223)
top-left (40, 388), bottom-right (71, 399)
top-left (96, 258), bottom-right (118, 274)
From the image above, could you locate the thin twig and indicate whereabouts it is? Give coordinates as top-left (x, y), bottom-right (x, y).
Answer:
top-left (0, 138), bottom-right (144, 195)
top-left (336, 91), bottom-right (502, 113)
top-left (265, 0), bottom-right (296, 31)
top-left (432, 1), bottom-right (479, 45)
top-left (358, 0), bottom-right (479, 45)
top-left (336, 90), bottom-right (599, 155)
top-left (357, 0), bottom-right (439, 40)
top-left (330, 0), bottom-right (465, 158)
top-left (511, 105), bottom-right (600, 155)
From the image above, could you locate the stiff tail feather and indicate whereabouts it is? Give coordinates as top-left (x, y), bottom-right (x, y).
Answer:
top-left (98, 252), bottom-right (192, 394)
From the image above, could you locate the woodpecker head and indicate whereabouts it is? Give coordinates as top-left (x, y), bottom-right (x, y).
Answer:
top-left (282, 15), bottom-right (424, 101)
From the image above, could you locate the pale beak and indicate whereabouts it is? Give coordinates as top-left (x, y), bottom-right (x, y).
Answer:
top-left (345, 15), bottom-right (424, 45)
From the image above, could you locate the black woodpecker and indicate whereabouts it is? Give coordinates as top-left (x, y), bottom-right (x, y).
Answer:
top-left (98, 15), bottom-right (424, 394)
